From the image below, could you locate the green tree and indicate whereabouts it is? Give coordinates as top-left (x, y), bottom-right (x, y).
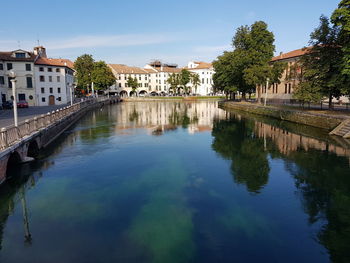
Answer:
top-left (74, 54), bottom-right (95, 93)
top-left (190, 73), bottom-right (200, 94)
top-left (127, 77), bottom-right (139, 96)
top-left (213, 51), bottom-right (240, 99)
top-left (167, 73), bottom-right (180, 94)
top-left (91, 61), bottom-right (116, 92)
top-left (331, 0), bottom-right (350, 96)
top-left (179, 69), bottom-right (191, 95)
top-left (239, 21), bottom-right (275, 102)
top-left (300, 15), bottom-right (343, 108)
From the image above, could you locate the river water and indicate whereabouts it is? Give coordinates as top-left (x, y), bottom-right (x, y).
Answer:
top-left (0, 100), bottom-right (349, 263)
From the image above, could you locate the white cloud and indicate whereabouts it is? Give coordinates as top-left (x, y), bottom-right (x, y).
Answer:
top-left (0, 33), bottom-right (178, 51)
top-left (44, 34), bottom-right (176, 50)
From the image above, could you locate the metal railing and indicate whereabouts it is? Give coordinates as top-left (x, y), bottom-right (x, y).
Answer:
top-left (0, 98), bottom-right (104, 151)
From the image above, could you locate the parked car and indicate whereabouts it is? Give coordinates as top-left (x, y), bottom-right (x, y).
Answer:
top-left (17, 100), bottom-right (29, 108)
top-left (2, 101), bottom-right (13, 109)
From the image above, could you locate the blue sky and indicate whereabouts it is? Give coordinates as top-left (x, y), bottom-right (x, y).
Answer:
top-left (0, 0), bottom-right (339, 67)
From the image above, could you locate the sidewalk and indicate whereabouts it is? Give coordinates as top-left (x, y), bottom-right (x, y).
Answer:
top-left (0, 104), bottom-right (68, 128)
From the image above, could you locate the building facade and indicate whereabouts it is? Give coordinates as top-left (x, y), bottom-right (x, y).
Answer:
top-left (108, 60), bottom-right (213, 97)
top-left (0, 49), bottom-right (36, 106)
top-left (0, 46), bottom-right (74, 107)
top-left (186, 61), bottom-right (214, 95)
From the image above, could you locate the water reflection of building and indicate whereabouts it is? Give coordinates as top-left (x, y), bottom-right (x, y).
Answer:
top-left (254, 121), bottom-right (350, 162)
top-left (114, 101), bottom-right (226, 135)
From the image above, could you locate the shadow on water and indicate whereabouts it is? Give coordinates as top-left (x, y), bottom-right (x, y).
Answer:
top-left (211, 111), bottom-right (350, 262)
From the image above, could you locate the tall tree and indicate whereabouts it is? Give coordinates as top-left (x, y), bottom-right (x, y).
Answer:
top-left (167, 73), bottom-right (180, 94)
top-left (74, 54), bottom-right (95, 93)
top-left (190, 73), bottom-right (200, 95)
top-left (179, 69), bottom-right (191, 95)
top-left (299, 15), bottom-right (343, 108)
top-left (240, 21), bottom-right (275, 102)
top-left (127, 77), bottom-right (139, 96)
top-left (91, 61), bottom-right (116, 92)
top-left (331, 0), bottom-right (350, 96)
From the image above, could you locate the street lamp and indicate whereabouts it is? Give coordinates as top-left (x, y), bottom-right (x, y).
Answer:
top-left (8, 71), bottom-right (18, 126)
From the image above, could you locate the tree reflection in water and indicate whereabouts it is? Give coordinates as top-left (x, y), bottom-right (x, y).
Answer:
top-left (212, 117), bottom-right (269, 194)
top-left (211, 113), bottom-right (350, 262)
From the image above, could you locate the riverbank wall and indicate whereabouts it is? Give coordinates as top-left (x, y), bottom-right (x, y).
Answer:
top-left (219, 101), bottom-right (349, 131)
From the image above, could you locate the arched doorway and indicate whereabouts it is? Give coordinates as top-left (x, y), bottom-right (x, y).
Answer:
top-left (139, 90), bottom-right (148, 97)
top-left (120, 90), bottom-right (128, 98)
top-left (129, 91), bottom-right (136, 97)
top-left (49, 95), bottom-right (55, 105)
top-left (150, 91), bottom-right (158, 97)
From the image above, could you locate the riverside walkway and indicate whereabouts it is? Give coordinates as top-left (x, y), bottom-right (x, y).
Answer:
top-left (0, 97), bottom-right (119, 184)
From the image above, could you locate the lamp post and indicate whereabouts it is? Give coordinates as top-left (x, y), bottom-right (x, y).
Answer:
top-left (264, 78), bottom-right (269, 107)
top-left (69, 84), bottom-right (73, 106)
top-left (8, 71), bottom-right (18, 126)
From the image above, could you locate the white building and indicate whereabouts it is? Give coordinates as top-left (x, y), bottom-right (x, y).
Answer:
top-left (0, 49), bottom-right (36, 106)
top-left (186, 61), bottom-right (214, 95)
top-left (34, 48), bottom-right (74, 106)
top-left (0, 46), bottom-right (74, 107)
top-left (108, 60), bottom-right (215, 96)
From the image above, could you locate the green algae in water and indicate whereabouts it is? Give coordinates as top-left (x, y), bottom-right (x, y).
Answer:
top-left (127, 156), bottom-right (195, 263)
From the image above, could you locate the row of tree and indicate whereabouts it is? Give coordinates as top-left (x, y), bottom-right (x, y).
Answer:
top-left (293, 0), bottom-right (350, 107)
top-left (74, 54), bottom-right (115, 95)
top-left (213, 0), bottom-right (350, 108)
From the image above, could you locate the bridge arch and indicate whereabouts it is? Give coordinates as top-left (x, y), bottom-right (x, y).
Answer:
top-left (6, 151), bottom-right (22, 178)
top-left (150, 91), bottom-right (158, 96)
top-left (27, 140), bottom-right (40, 158)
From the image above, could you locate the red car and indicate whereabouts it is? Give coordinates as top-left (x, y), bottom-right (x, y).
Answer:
top-left (17, 100), bottom-right (29, 108)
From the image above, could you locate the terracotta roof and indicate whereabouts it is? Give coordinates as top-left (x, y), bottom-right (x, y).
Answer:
top-left (35, 57), bottom-right (74, 69)
top-left (158, 67), bottom-right (182, 73)
top-left (0, 50), bottom-right (36, 62)
top-left (271, 47), bottom-right (312, 62)
top-left (186, 61), bottom-right (213, 70)
top-left (108, 64), bottom-right (148, 74)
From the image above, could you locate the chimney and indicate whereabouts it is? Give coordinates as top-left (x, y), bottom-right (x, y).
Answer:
top-left (33, 46), bottom-right (47, 58)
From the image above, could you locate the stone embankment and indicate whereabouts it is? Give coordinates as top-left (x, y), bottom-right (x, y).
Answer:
top-left (219, 101), bottom-right (350, 133)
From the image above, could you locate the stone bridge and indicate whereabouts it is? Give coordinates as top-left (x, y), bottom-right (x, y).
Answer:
top-left (0, 97), bottom-right (118, 184)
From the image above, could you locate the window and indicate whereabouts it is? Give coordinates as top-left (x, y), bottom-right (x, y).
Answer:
top-left (49, 76), bottom-right (52, 82)
top-left (0, 64), bottom-right (3, 70)
top-left (58, 97), bottom-right (61, 101)
top-left (42, 97), bottom-right (46, 102)
top-left (285, 84), bottom-right (287, 93)
top-left (29, 95), bottom-right (33, 100)
top-left (25, 64), bottom-right (31, 71)
top-left (26, 77), bottom-right (33, 88)
top-left (275, 84), bottom-right (278, 93)
top-left (41, 87), bottom-right (45, 93)
top-left (18, 94), bottom-right (26, 100)
top-left (0, 76), bottom-right (4, 85)
top-left (49, 87), bottom-right (53, 93)
top-left (58, 87), bottom-right (61, 93)
top-left (202, 78), bottom-right (204, 84)
top-left (7, 63), bottom-right (13, 70)
top-left (56, 68), bottom-right (60, 72)
top-left (40, 76), bottom-right (45, 82)
top-left (15, 53), bottom-right (25, 58)
top-left (139, 76), bottom-right (141, 80)
top-left (119, 76), bottom-right (121, 80)
top-left (119, 83), bottom-right (121, 87)
top-left (288, 83), bottom-right (292, 94)
top-left (8, 77), bottom-right (13, 88)
top-left (48, 68), bottom-right (52, 72)
top-left (57, 76), bottom-right (60, 82)
top-left (39, 67), bottom-right (44, 72)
